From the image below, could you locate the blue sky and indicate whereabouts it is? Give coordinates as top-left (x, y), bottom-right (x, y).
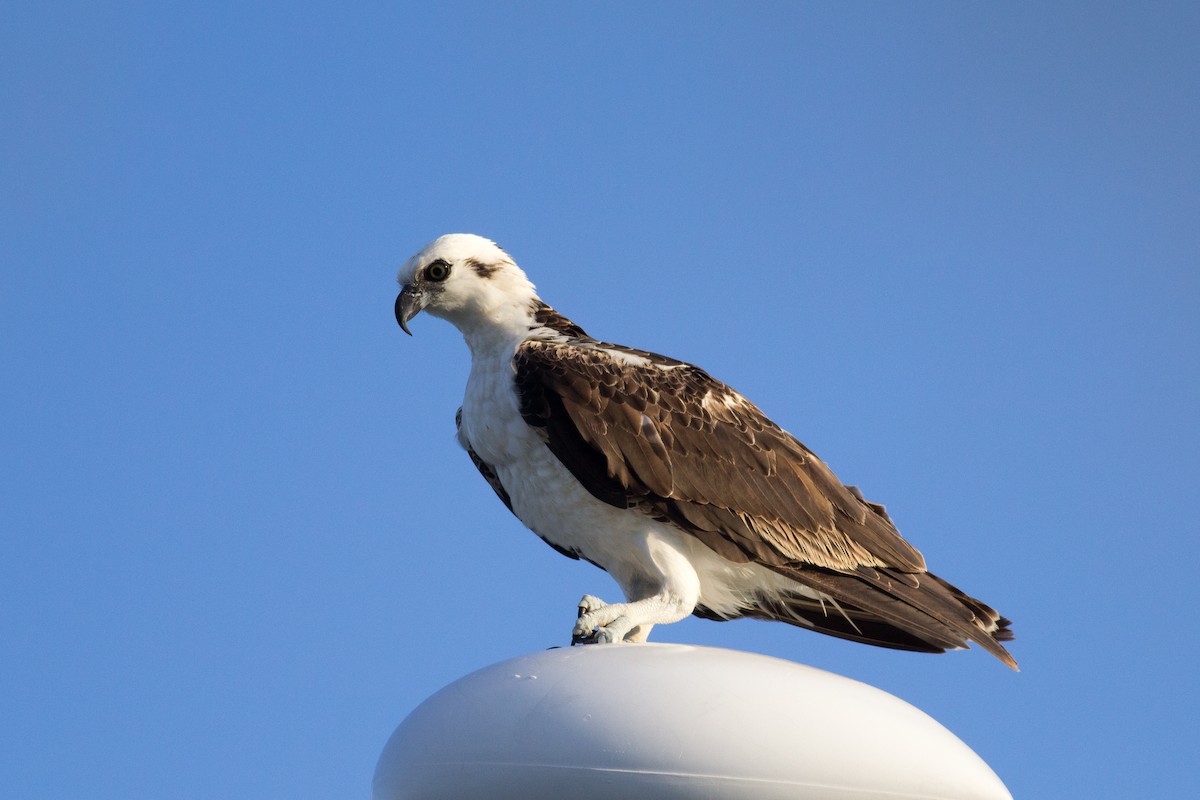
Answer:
top-left (3, 2), bottom-right (1197, 797)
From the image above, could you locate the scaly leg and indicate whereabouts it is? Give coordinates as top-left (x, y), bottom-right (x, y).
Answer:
top-left (570, 533), bottom-right (701, 644)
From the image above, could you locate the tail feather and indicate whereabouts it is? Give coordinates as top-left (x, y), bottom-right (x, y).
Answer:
top-left (747, 565), bottom-right (1018, 670)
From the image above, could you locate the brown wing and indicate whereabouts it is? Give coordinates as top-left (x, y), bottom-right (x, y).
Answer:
top-left (514, 339), bottom-right (926, 573)
top-left (514, 339), bottom-right (1016, 668)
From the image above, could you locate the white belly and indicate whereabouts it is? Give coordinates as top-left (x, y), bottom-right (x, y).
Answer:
top-left (457, 352), bottom-right (811, 614)
top-left (460, 370), bottom-right (654, 584)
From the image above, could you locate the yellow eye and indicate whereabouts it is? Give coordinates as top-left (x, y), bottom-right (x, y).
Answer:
top-left (426, 260), bottom-right (451, 282)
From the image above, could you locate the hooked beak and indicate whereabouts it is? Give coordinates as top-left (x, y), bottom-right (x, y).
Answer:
top-left (395, 285), bottom-right (428, 336)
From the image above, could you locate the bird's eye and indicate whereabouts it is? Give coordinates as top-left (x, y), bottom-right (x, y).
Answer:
top-left (426, 260), bottom-right (451, 282)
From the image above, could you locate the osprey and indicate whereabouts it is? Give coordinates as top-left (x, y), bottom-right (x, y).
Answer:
top-left (396, 234), bottom-right (1016, 669)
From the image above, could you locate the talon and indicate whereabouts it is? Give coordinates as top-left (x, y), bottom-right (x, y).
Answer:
top-left (571, 596), bottom-right (631, 645)
top-left (572, 613), bottom-right (596, 640)
top-left (577, 594), bottom-right (606, 618)
top-left (591, 627), bottom-right (618, 644)
top-left (571, 617), bottom-right (600, 645)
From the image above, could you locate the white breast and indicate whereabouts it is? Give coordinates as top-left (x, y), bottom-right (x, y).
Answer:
top-left (456, 347), bottom-right (815, 616)
top-left (458, 350), bottom-right (529, 467)
top-left (456, 348), bottom-right (664, 588)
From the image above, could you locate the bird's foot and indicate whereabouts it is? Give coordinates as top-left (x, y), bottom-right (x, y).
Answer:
top-left (571, 595), bottom-right (635, 645)
top-left (576, 594), bottom-right (607, 619)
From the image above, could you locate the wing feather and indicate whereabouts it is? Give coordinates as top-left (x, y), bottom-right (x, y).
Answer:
top-left (516, 339), bottom-right (922, 573)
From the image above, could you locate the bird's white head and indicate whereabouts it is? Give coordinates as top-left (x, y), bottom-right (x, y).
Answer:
top-left (395, 234), bottom-right (540, 349)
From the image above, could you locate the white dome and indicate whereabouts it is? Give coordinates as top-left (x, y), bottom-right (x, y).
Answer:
top-left (374, 643), bottom-right (1011, 800)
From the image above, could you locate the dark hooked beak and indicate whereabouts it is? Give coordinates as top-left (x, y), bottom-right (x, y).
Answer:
top-left (394, 285), bottom-right (428, 336)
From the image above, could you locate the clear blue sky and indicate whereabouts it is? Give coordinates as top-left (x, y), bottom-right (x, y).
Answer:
top-left (3, 3), bottom-right (1197, 797)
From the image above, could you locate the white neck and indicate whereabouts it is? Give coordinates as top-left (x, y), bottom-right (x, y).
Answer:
top-left (461, 304), bottom-right (537, 358)
top-left (431, 291), bottom-right (539, 360)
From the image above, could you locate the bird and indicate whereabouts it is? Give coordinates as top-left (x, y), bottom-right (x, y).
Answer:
top-left (395, 233), bottom-right (1016, 669)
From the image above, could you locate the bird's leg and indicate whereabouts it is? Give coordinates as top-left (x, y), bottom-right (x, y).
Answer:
top-left (571, 595), bottom-right (652, 643)
top-left (623, 624), bottom-right (654, 643)
top-left (570, 534), bottom-right (700, 644)
top-left (571, 593), bottom-right (692, 643)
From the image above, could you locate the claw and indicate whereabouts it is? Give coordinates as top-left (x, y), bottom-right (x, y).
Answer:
top-left (571, 628), bottom-right (599, 646)
top-left (577, 594), bottom-right (606, 618)
top-left (573, 595), bottom-right (606, 644)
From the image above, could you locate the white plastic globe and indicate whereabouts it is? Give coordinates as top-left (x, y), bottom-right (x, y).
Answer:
top-left (374, 643), bottom-right (1011, 800)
